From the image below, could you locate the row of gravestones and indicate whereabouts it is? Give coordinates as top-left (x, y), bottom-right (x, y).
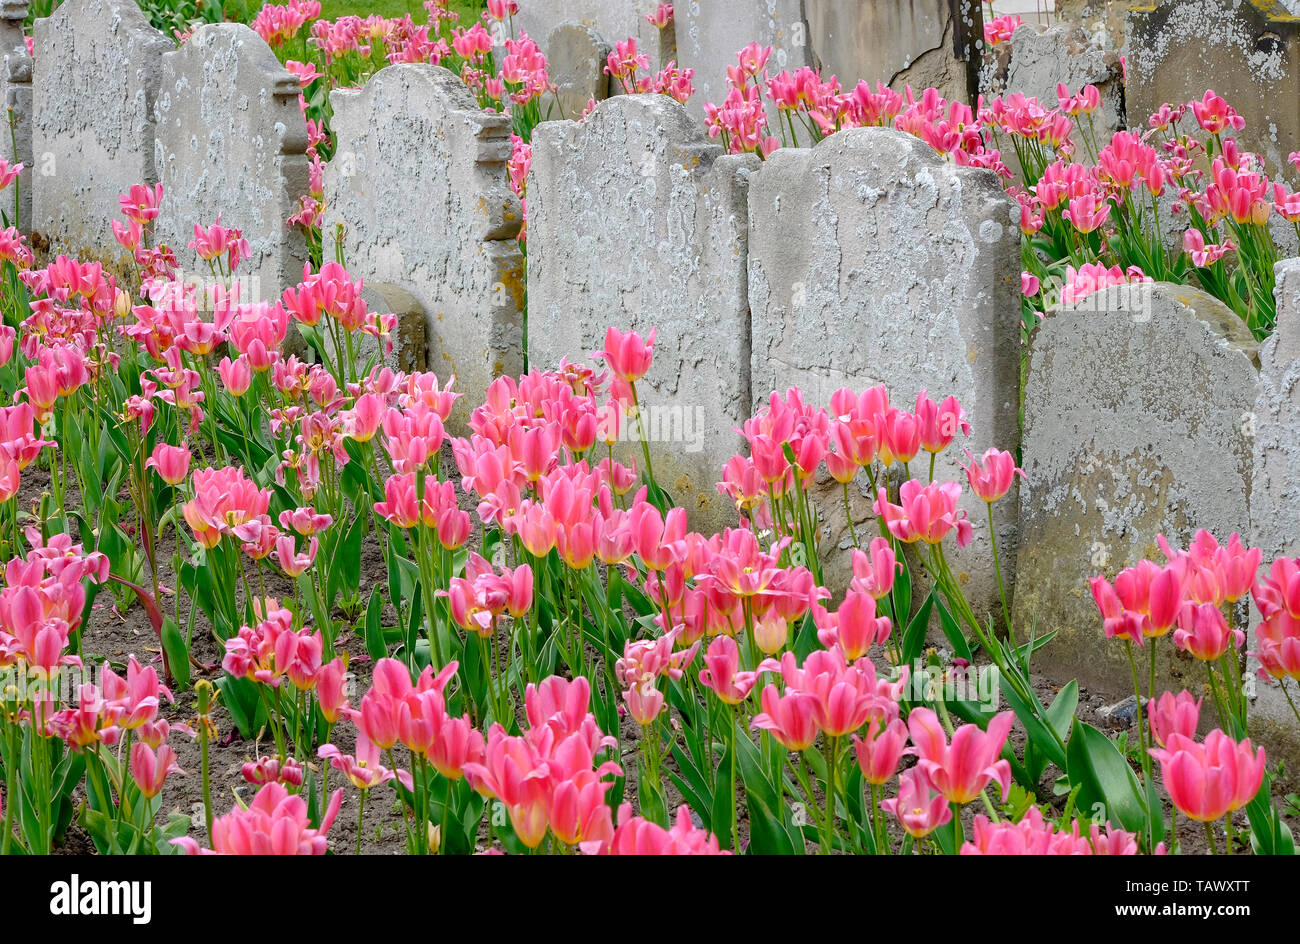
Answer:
top-left (7, 0), bottom-right (1300, 752)
top-left (339, 72), bottom-right (1299, 754)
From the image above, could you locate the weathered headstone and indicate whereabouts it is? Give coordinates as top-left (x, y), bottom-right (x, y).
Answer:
top-left (32, 0), bottom-right (172, 260)
top-left (544, 23), bottom-right (610, 120)
top-left (1249, 257), bottom-right (1300, 763)
top-left (748, 126), bottom-right (1022, 612)
top-left (981, 23), bottom-right (1124, 134)
top-left (1252, 260), bottom-right (1300, 564)
top-left (154, 23), bottom-right (308, 305)
top-left (0, 1), bottom-right (30, 232)
top-left (805, 0), bottom-right (983, 106)
top-left (515, 0), bottom-right (673, 72)
top-left (1127, 0), bottom-right (1300, 179)
top-left (678, 0), bottom-right (812, 125)
top-left (323, 64), bottom-right (523, 426)
top-left (527, 94), bottom-right (760, 532)
top-left (1017, 283), bottom-right (1258, 692)
top-left (1056, 0), bottom-right (1146, 48)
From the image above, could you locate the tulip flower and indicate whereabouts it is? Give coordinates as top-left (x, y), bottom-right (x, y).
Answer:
top-left (130, 743), bottom-right (183, 799)
top-left (145, 441), bottom-right (192, 485)
top-left (851, 717), bottom-right (911, 785)
top-left (1149, 690), bottom-right (1201, 748)
top-left (1149, 730), bottom-right (1265, 823)
top-left (908, 707), bottom-right (1013, 804)
top-left (874, 480), bottom-right (973, 547)
top-left (881, 767), bottom-right (952, 838)
top-left (173, 783), bottom-right (343, 855)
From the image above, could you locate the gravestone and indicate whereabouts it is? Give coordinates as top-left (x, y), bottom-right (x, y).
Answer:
top-left (515, 0), bottom-right (673, 73)
top-left (805, 0), bottom-right (983, 106)
top-left (527, 94), bottom-right (760, 532)
top-left (1017, 283), bottom-right (1259, 693)
top-left (32, 0), bottom-right (172, 260)
top-left (323, 64), bottom-right (523, 427)
top-left (678, 0), bottom-right (812, 126)
top-left (545, 23), bottom-right (610, 120)
top-left (981, 22), bottom-right (1124, 135)
top-left (1127, 0), bottom-right (1300, 178)
top-left (154, 24), bottom-right (309, 304)
top-left (1249, 257), bottom-right (1300, 764)
top-left (747, 126), bottom-right (1022, 612)
top-left (0, 1), bottom-right (30, 232)
top-left (1055, 0), bottom-right (1145, 48)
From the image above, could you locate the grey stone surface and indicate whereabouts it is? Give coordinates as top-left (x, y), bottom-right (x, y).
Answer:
top-left (1250, 257), bottom-right (1300, 765)
top-left (678, 0), bottom-right (812, 125)
top-left (32, 0), bottom-right (172, 260)
top-left (1126, 0), bottom-right (1300, 180)
top-left (544, 22), bottom-right (610, 120)
top-left (806, 0), bottom-right (983, 106)
top-left (981, 22), bottom-right (1124, 134)
top-left (1017, 283), bottom-right (1258, 694)
top-left (527, 93), bottom-right (759, 532)
top-left (323, 64), bottom-right (523, 429)
top-left (0, 1), bottom-right (30, 232)
top-left (1254, 260), bottom-right (1300, 563)
top-left (515, 0), bottom-right (673, 72)
top-left (154, 24), bottom-right (308, 304)
top-left (747, 126), bottom-right (1022, 612)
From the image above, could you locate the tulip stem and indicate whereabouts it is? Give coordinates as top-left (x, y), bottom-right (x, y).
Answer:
top-left (356, 788), bottom-right (365, 856)
top-left (1204, 820), bottom-right (1218, 855)
top-left (843, 483), bottom-right (858, 549)
top-left (1281, 682), bottom-right (1300, 729)
top-left (986, 502), bottom-right (1014, 647)
top-left (822, 736), bottom-right (838, 855)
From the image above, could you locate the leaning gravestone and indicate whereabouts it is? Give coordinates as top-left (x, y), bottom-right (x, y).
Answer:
top-left (1127, 0), bottom-right (1300, 179)
top-left (545, 23), bottom-right (610, 120)
top-left (154, 24), bottom-right (309, 305)
top-left (0, 1), bottom-right (30, 231)
top-left (805, 0), bottom-right (983, 107)
top-left (32, 0), bottom-right (172, 260)
top-left (527, 94), bottom-right (760, 533)
top-left (323, 64), bottom-right (523, 427)
top-left (1017, 283), bottom-right (1258, 694)
top-left (748, 126), bottom-right (1022, 612)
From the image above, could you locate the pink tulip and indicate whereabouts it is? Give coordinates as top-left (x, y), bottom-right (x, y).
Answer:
top-left (908, 707), bottom-right (1014, 804)
top-left (914, 391), bottom-right (969, 454)
top-left (146, 441), bottom-right (191, 485)
top-left (1149, 690), bottom-right (1201, 748)
top-left (597, 326), bottom-right (656, 384)
top-left (849, 537), bottom-right (899, 600)
top-left (851, 717), bottom-right (911, 785)
top-left (174, 782), bottom-right (343, 854)
top-left (881, 767), bottom-right (951, 838)
top-left (599, 803), bottom-right (729, 855)
top-left (874, 480), bottom-right (973, 547)
top-left (1172, 602), bottom-right (1243, 661)
top-left (962, 448), bottom-right (1025, 503)
top-left (751, 685), bottom-right (819, 750)
top-left (130, 742), bottom-right (182, 799)
top-left (817, 590), bottom-right (891, 660)
top-left (1149, 730), bottom-right (1265, 823)
top-left (697, 635), bottom-right (774, 705)
top-left (218, 354), bottom-right (252, 396)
